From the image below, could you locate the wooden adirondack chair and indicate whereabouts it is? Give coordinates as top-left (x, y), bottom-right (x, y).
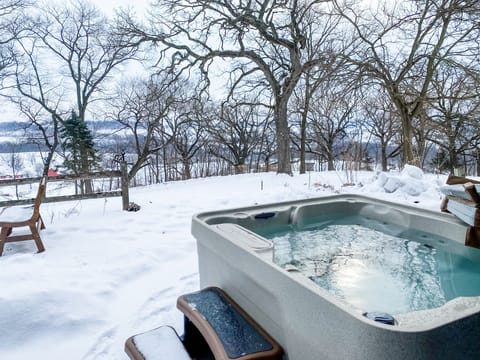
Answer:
top-left (0, 177), bottom-right (47, 256)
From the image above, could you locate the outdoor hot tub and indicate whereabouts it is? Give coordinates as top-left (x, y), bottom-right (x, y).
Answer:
top-left (191, 194), bottom-right (480, 360)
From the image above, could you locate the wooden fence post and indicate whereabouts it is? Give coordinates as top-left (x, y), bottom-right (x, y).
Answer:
top-left (121, 161), bottom-right (129, 210)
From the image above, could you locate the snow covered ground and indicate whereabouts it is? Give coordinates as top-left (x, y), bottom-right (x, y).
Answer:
top-left (0, 167), bottom-right (449, 359)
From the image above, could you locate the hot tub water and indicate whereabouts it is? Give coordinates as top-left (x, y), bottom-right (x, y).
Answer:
top-left (258, 215), bottom-right (480, 315)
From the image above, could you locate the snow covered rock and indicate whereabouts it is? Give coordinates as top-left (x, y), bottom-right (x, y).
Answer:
top-left (402, 179), bottom-right (427, 196)
top-left (374, 165), bottom-right (428, 196)
top-left (401, 164), bottom-right (424, 180)
top-left (377, 172), bottom-right (388, 187)
top-left (383, 176), bottom-right (404, 193)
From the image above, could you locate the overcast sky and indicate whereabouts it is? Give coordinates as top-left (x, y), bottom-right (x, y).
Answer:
top-left (92, 0), bottom-right (149, 16)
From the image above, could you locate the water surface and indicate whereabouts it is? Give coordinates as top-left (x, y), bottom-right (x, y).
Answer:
top-left (257, 215), bottom-right (480, 314)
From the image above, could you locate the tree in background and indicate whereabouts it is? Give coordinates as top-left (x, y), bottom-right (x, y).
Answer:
top-left (427, 63), bottom-right (480, 174)
top-left (163, 97), bottom-right (207, 180)
top-left (0, 0), bottom-right (26, 85)
top-left (207, 101), bottom-right (266, 174)
top-left (107, 74), bottom-right (182, 182)
top-left (307, 75), bottom-right (358, 171)
top-left (361, 90), bottom-right (401, 171)
top-left (6, 0), bottom-right (136, 176)
top-left (0, 141), bottom-right (24, 199)
top-left (60, 111), bottom-right (99, 194)
top-left (335, 0), bottom-right (480, 166)
top-left (121, 0), bottom-right (340, 175)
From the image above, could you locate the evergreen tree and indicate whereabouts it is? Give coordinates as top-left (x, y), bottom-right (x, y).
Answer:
top-left (60, 111), bottom-right (99, 193)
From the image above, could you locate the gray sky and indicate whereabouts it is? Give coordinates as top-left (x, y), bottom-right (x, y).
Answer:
top-left (92, 0), bottom-right (149, 16)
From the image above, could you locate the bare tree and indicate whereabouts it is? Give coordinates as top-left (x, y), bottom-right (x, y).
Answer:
top-left (121, 0), bottom-right (339, 174)
top-left (362, 89), bottom-right (401, 171)
top-left (290, 9), bottom-right (344, 173)
top-left (27, 1), bottom-right (137, 123)
top-left (0, 0), bottom-right (27, 84)
top-left (107, 74), bottom-right (179, 181)
top-left (308, 77), bottom-right (358, 170)
top-left (8, 99), bottom-right (62, 176)
top-left (207, 101), bottom-right (266, 173)
top-left (9, 0), bottom-right (136, 181)
top-left (334, 0), bottom-right (480, 166)
top-left (1, 141), bottom-right (24, 199)
top-left (427, 63), bottom-right (480, 173)
top-left (163, 98), bottom-right (207, 180)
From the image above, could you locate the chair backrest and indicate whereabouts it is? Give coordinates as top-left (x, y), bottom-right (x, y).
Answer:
top-left (32, 177), bottom-right (47, 220)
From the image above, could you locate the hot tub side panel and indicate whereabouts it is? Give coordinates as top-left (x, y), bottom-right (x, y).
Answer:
top-left (192, 216), bottom-right (480, 360)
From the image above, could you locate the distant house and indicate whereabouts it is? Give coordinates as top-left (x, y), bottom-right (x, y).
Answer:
top-left (0, 170), bottom-right (59, 179)
top-left (48, 169), bottom-right (59, 177)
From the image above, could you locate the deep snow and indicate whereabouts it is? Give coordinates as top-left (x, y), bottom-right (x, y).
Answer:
top-left (0, 168), bottom-right (450, 359)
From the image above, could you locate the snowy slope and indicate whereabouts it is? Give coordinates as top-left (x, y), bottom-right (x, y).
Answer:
top-left (0, 169), bottom-right (449, 359)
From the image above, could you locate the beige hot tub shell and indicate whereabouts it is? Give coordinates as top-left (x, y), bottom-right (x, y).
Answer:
top-left (191, 194), bottom-right (480, 360)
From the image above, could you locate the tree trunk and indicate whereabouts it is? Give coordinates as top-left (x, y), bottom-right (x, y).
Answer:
top-left (381, 141), bottom-right (388, 171)
top-left (326, 139), bottom-right (335, 171)
top-left (327, 153), bottom-right (335, 171)
top-left (299, 104), bottom-right (308, 174)
top-left (42, 145), bottom-right (56, 177)
top-left (183, 156), bottom-right (191, 180)
top-left (447, 135), bottom-right (458, 174)
top-left (449, 147), bottom-right (457, 175)
top-left (299, 74), bottom-right (312, 175)
top-left (476, 150), bottom-right (480, 176)
top-left (400, 114), bottom-right (415, 166)
top-left (391, 92), bottom-right (416, 167)
top-left (274, 98), bottom-right (292, 174)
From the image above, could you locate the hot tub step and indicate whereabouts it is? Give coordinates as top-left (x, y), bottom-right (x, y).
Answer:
top-left (125, 325), bottom-right (191, 360)
top-left (125, 287), bottom-right (282, 360)
top-left (177, 287), bottom-right (283, 360)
